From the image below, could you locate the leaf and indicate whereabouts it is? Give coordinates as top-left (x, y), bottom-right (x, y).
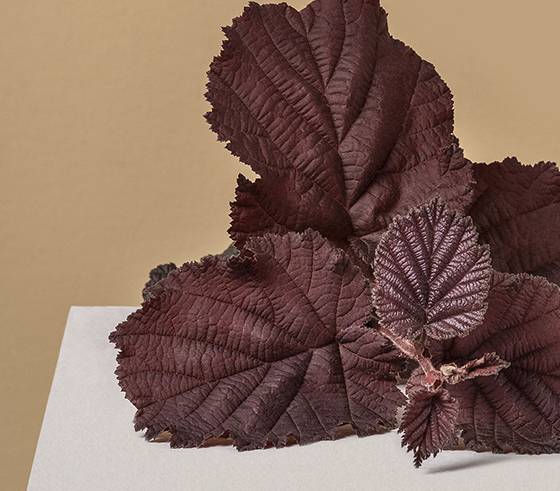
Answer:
top-left (439, 351), bottom-right (510, 384)
top-left (374, 199), bottom-right (492, 341)
top-left (143, 248), bottom-right (239, 300)
top-left (436, 272), bottom-right (560, 454)
top-left (110, 230), bottom-right (406, 449)
top-left (206, 0), bottom-right (472, 251)
top-left (142, 263), bottom-right (178, 301)
top-left (469, 158), bottom-right (560, 285)
top-left (220, 243), bottom-right (239, 257)
top-left (400, 387), bottom-right (459, 467)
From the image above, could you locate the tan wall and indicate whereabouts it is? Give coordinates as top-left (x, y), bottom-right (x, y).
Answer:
top-left (1, 1), bottom-right (558, 488)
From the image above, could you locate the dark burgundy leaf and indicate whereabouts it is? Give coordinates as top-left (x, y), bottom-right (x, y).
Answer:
top-left (142, 263), bottom-right (178, 301)
top-left (143, 248), bottom-right (239, 301)
top-left (206, 0), bottom-right (472, 250)
top-left (110, 230), bottom-right (405, 449)
top-left (374, 199), bottom-right (492, 341)
top-left (437, 272), bottom-right (560, 454)
top-left (400, 387), bottom-right (459, 467)
top-left (336, 324), bottom-right (407, 435)
top-left (469, 157), bottom-right (560, 285)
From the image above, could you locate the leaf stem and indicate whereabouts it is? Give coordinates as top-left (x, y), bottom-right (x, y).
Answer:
top-left (377, 326), bottom-right (441, 389)
top-left (377, 326), bottom-right (510, 389)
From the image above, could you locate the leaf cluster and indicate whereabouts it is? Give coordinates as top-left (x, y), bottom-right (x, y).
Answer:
top-left (109, 0), bottom-right (560, 467)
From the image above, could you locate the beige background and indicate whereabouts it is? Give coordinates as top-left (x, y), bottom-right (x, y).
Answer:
top-left (1, 1), bottom-right (558, 489)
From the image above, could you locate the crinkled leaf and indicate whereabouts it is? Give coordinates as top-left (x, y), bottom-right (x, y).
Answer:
top-left (110, 230), bottom-right (406, 449)
top-left (400, 387), bottom-right (459, 467)
top-left (206, 0), bottom-right (472, 251)
top-left (142, 263), bottom-right (178, 301)
top-left (220, 243), bottom-right (239, 257)
top-left (374, 199), bottom-right (492, 341)
top-left (143, 247), bottom-right (239, 300)
top-left (469, 158), bottom-right (560, 285)
top-left (439, 351), bottom-right (510, 385)
top-left (436, 272), bottom-right (560, 454)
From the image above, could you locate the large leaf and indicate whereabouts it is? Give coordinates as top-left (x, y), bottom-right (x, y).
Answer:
top-left (374, 199), bottom-right (492, 341)
top-left (110, 230), bottom-right (406, 449)
top-left (435, 272), bottom-right (560, 454)
top-left (206, 0), bottom-right (472, 252)
top-left (469, 158), bottom-right (560, 285)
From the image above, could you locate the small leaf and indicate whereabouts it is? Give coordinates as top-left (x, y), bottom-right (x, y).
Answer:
top-left (400, 387), bottom-right (459, 467)
top-left (469, 158), bottom-right (560, 285)
top-left (439, 352), bottom-right (510, 384)
top-left (374, 199), bottom-right (492, 341)
top-left (438, 272), bottom-right (560, 454)
top-left (110, 230), bottom-right (405, 449)
top-left (220, 243), bottom-right (239, 257)
top-left (207, 0), bottom-right (472, 250)
top-left (142, 263), bottom-right (178, 301)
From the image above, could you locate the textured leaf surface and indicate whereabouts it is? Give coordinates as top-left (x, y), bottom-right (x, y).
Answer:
top-left (470, 158), bottom-right (560, 285)
top-left (374, 200), bottom-right (492, 340)
top-left (110, 230), bottom-right (406, 449)
top-left (207, 0), bottom-right (472, 250)
top-left (400, 387), bottom-right (459, 467)
top-left (436, 272), bottom-right (560, 454)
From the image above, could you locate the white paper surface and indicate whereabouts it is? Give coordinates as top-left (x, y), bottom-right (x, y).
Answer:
top-left (28, 306), bottom-right (560, 490)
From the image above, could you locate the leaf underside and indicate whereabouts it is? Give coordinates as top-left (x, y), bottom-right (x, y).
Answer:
top-left (110, 230), bottom-right (406, 450)
top-left (206, 0), bottom-right (472, 252)
top-left (469, 158), bottom-right (560, 285)
top-left (374, 199), bottom-right (492, 340)
top-left (435, 272), bottom-right (560, 454)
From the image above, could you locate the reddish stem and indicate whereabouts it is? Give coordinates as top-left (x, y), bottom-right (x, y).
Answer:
top-left (377, 326), bottom-right (509, 389)
top-left (378, 326), bottom-right (441, 389)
